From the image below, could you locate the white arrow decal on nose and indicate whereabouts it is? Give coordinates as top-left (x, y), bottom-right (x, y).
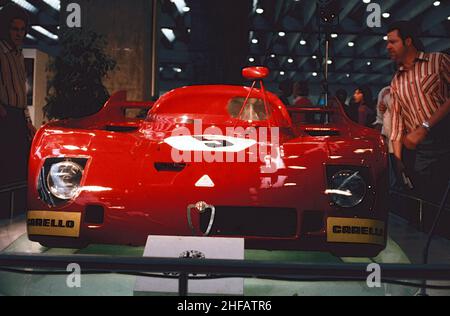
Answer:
top-left (195, 175), bottom-right (215, 188)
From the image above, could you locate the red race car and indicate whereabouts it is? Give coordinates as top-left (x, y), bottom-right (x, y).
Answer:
top-left (27, 67), bottom-right (388, 257)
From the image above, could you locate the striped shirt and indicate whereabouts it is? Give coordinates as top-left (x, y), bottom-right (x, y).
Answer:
top-left (0, 39), bottom-right (29, 119)
top-left (390, 51), bottom-right (450, 141)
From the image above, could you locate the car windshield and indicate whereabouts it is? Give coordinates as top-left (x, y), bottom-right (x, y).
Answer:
top-left (227, 97), bottom-right (270, 121)
top-left (148, 93), bottom-right (279, 123)
top-left (146, 86), bottom-right (294, 128)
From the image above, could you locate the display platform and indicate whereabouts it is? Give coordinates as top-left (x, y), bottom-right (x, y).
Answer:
top-left (0, 234), bottom-right (416, 296)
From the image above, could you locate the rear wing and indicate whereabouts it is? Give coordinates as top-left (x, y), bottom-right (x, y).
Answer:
top-left (47, 91), bottom-right (154, 130)
top-left (94, 90), bottom-right (154, 123)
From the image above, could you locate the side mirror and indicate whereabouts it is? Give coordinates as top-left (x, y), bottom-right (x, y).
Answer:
top-left (242, 67), bottom-right (270, 80)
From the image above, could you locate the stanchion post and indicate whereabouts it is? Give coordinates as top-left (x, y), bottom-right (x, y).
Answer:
top-left (179, 273), bottom-right (188, 296)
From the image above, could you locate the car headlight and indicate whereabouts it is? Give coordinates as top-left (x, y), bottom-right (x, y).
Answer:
top-left (329, 170), bottom-right (367, 208)
top-left (47, 161), bottom-right (84, 200)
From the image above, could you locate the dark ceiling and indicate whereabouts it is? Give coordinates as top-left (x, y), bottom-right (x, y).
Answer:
top-left (4, 0), bottom-right (450, 95)
top-left (159, 0), bottom-right (450, 92)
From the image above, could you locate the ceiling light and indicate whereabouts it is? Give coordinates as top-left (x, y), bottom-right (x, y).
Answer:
top-left (278, 31), bottom-right (286, 37)
top-left (26, 34), bottom-right (37, 41)
top-left (183, 6), bottom-right (190, 12)
top-left (256, 8), bottom-right (264, 14)
top-left (327, 60), bottom-right (333, 65)
top-left (312, 72), bottom-right (318, 77)
top-left (300, 40), bottom-right (307, 45)
top-left (363, 0), bottom-right (371, 3)
top-left (433, 1), bottom-right (440, 6)
top-left (287, 58), bottom-right (294, 63)
top-left (31, 26), bottom-right (58, 40)
top-left (270, 54), bottom-right (276, 58)
top-left (312, 55), bottom-right (317, 59)
top-left (251, 38), bottom-right (259, 44)
top-left (382, 12), bottom-right (390, 18)
top-left (383, 35), bottom-right (388, 41)
top-left (346, 74), bottom-right (350, 78)
top-left (280, 71), bottom-right (285, 76)
top-left (42, 0), bottom-right (61, 11)
top-left (173, 67), bottom-right (182, 73)
top-left (161, 28), bottom-right (176, 42)
top-left (348, 42), bottom-right (355, 47)
top-left (11, 0), bottom-right (38, 13)
top-left (331, 33), bottom-right (338, 38)
top-left (249, 57), bottom-right (255, 63)
top-left (367, 61), bottom-right (372, 66)
top-left (170, 0), bottom-right (188, 14)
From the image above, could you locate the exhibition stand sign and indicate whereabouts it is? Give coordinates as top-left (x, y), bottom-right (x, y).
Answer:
top-left (134, 236), bottom-right (244, 295)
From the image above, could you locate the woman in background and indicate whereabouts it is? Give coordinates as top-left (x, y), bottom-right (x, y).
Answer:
top-left (352, 86), bottom-right (376, 127)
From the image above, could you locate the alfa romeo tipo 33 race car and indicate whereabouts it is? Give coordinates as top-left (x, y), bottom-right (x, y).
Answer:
top-left (27, 67), bottom-right (388, 257)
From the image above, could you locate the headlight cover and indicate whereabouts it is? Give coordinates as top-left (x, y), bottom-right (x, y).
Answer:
top-left (329, 170), bottom-right (367, 208)
top-left (47, 161), bottom-right (84, 200)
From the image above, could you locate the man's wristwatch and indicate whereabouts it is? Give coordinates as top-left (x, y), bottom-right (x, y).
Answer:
top-left (422, 121), bottom-right (431, 132)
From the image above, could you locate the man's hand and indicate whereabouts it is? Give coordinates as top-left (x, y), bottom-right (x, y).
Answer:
top-left (0, 105), bottom-right (7, 118)
top-left (394, 158), bottom-right (414, 189)
top-left (404, 126), bottom-right (428, 150)
top-left (27, 120), bottom-right (36, 142)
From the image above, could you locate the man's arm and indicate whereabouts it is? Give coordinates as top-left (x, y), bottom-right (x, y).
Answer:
top-left (392, 140), bottom-right (402, 161)
top-left (403, 99), bottom-right (450, 150)
top-left (404, 54), bottom-right (450, 149)
top-left (428, 99), bottom-right (450, 127)
top-left (427, 54), bottom-right (450, 127)
top-left (389, 87), bottom-right (410, 179)
top-left (390, 88), bottom-right (404, 150)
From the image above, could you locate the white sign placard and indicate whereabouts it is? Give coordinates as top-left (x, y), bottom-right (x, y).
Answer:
top-left (134, 236), bottom-right (245, 295)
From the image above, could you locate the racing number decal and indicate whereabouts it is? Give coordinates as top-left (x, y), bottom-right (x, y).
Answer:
top-left (193, 136), bottom-right (234, 149)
